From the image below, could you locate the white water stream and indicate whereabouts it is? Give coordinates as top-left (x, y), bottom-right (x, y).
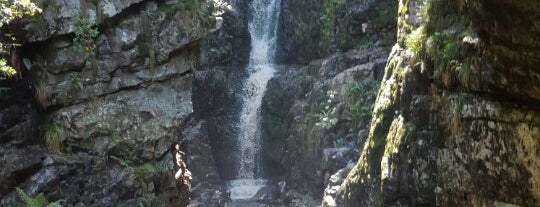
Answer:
top-left (226, 0), bottom-right (281, 201)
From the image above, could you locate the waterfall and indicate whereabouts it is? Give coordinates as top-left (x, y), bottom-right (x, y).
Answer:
top-left (225, 0), bottom-right (281, 201)
top-left (237, 0), bottom-right (280, 179)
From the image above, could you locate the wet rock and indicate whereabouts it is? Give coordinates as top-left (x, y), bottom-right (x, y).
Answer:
top-left (200, 1), bottom-right (250, 67)
top-left (192, 67), bottom-right (245, 180)
top-left (190, 1), bottom-right (251, 181)
top-left (261, 65), bottom-right (311, 178)
top-left (186, 3), bottom-right (252, 205)
top-left (190, 182), bottom-right (228, 207)
top-left (0, 84), bottom-right (43, 200)
top-left (283, 190), bottom-right (319, 207)
top-left (1, 153), bottom-right (139, 206)
top-left (277, 0), bottom-right (322, 64)
top-left (183, 120), bottom-right (221, 185)
top-left (252, 185), bottom-right (279, 201)
top-left (182, 119), bottom-right (229, 207)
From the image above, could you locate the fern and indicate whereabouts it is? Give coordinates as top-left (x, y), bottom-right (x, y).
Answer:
top-left (46, 200), bottom-right (63, 207)
top-left (16, 187), bottom-right (47, 207)
top-left (15, 187), bottom-right (64, 207)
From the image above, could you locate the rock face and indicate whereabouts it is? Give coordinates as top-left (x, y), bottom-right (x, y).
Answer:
top-left (0, 0), bottom-right (217, 206)
top-left (192, 0), bottom-right (250, 182)
top-left (189, 0), bottom-right (398, 204)
top-left (182, 119), bottom-right (228, 207)
top-left (259, 0), bottom-right (397, 203)
top-left (336, 0), bottom-right (540, 206)
top-left (261, 48), bottom-right (388, 200)
top-left (277, 0), bottom-right (397, 64)
top-left (0, 85), bottom-right (42, 198)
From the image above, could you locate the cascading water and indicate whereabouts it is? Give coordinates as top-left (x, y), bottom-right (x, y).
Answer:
top-left (225, 0), bottom-right (281, 201)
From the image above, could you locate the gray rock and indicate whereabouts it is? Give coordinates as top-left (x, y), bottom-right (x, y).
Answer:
top-left (190, 182), bottom-right (228, 207)
top-left (21, 0), bottom-right (145, 42)
top-left (0, 146), bottom-right (45, 197)
top-left (0, 0), bottom-right (217, 206)
top-left (183, 119), bottom-right (221, 185)
top-left (277, 0), bottom-right (397, 64)
top-left (321, 146), bottom-right (353, 172)
top-left (336, 0), bottom-right (540, 206)
top-left (261, 47), bottom-right (389, 196)
top-left (321, 161), bottom-right (356, 207)
top-left (252, 185), bottom-right (279, 201)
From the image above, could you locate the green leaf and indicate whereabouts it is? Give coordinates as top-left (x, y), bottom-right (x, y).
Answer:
top-left (33, 193), bottom-right (47, 207)
top-left (47, 199), bottom-right (65, 207)
top-left (15, 187), bottom-right (33, 204)
top-left (76, 81), bottom-right (83, 90)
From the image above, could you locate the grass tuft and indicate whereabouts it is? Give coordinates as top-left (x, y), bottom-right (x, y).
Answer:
top-left (40, 123), bottom-right (62, 153)
top-left (35, 81), bottom-right (48, 108)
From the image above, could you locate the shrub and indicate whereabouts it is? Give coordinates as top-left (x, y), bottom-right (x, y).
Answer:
top-left (0, 1), bottom-right (41, 81)
top-left (434, 37), bottom-right (461, 80)
top-left (331, 132), bottom-right (345, 148)
top-left (299, 91), bottom-right (337, 157)
top-left (0, 59), bottom-right (17, 79)
top-left (315, 107), bottom-right (338, 129)
top-left (406, 26), bottom-right (426, 54)
top-left (0, 1), bottom-right (41, 27)
top-left (344, 78), bottom-right (380, 129)
top-left (422, 0), bottom-right (470, 80)
top-left (320, 0), bottom-right (346, 46)
top-left (375, 7), bottom-right (396, 27)
top-left (315, 90), bottom-right (338, 129)
top-left (73, 14), bottom-right (99, 68)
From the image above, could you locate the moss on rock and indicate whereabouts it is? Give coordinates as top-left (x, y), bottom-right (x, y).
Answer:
top-left (336, 0), bottom-right (540, 206)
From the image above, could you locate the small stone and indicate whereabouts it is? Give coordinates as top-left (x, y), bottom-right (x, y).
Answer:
top-left (434, 186), bottom-right (442, 194)
top-left (324, 195), bottom-right (337, 206)
top-left (43, 156), bottom-right (55, 166)
top-left (462, 35), bottom-right (479, 45)
top-left (417, 139), bottom-right (427, 147)
top-left (148, 182), bottom-right (154, 192)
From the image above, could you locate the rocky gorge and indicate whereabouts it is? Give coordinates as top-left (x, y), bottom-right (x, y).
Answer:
top-left (1, 0), bottom-right (539, 206)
